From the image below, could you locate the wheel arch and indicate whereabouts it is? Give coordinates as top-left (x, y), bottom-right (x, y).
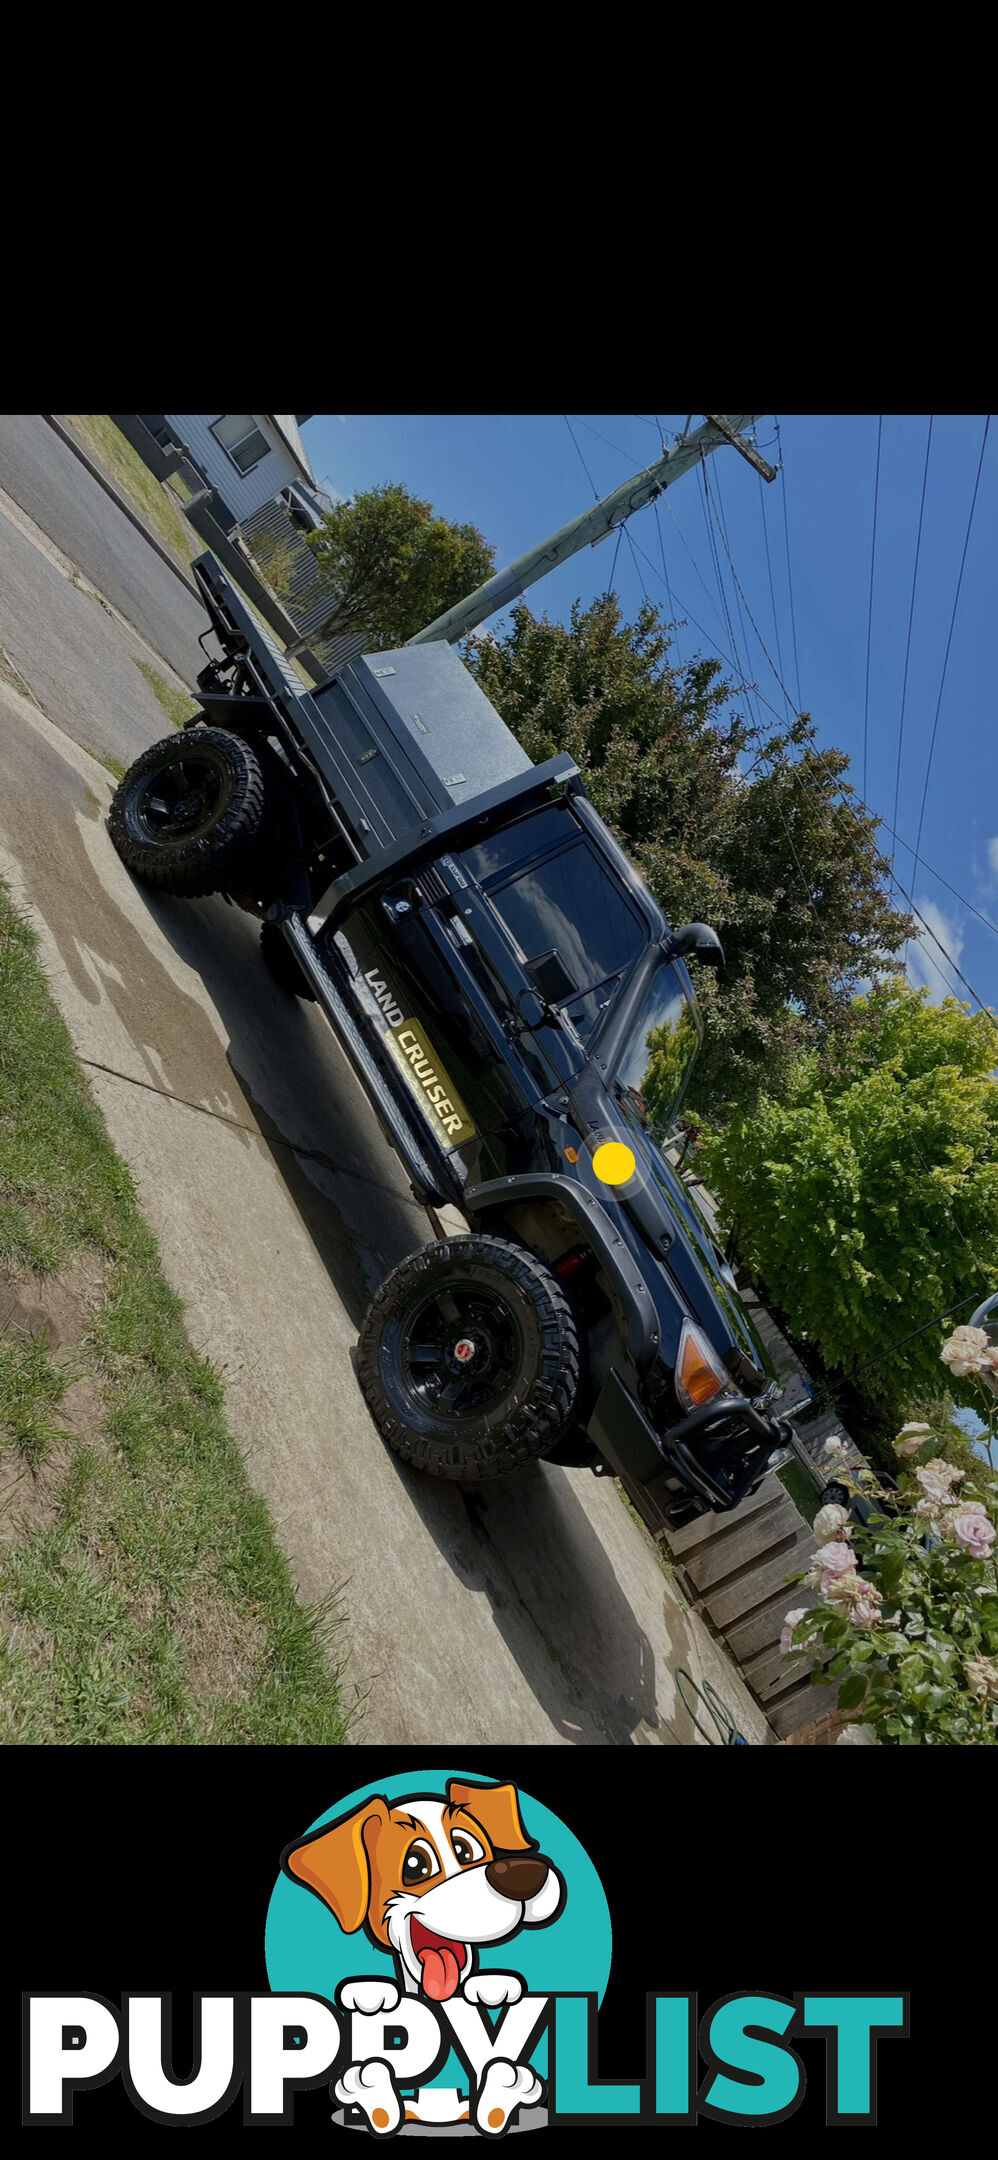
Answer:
top-left (463, 1172), bottom-right (660, 1375)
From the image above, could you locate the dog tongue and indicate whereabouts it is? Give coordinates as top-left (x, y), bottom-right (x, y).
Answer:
top-left (417, 1943), bottom-right (462, 2001)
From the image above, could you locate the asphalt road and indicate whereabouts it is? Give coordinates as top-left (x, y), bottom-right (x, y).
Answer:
top-left (0, 415), bottom-right (207, 685)
top-left (0, 492), bottom-right (196, 768)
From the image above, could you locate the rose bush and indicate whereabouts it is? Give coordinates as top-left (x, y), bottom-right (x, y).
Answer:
top-left (779, 1322), bottom-right (998, 1744)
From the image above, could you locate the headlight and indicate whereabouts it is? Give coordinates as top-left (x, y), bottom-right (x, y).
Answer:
top-left (675, 1319), bottom-right (734, 1412)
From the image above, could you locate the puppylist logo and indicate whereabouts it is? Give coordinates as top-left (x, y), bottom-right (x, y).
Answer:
top-left (22, 1772), bottom-right (909, 2132)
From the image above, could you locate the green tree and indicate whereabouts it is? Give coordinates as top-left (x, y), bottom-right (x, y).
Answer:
top-left (305, 483), bottom-right (495, 648)
top-left (701, 981), bottom-right (998, 1420)
top-left (469, 593), bottom-right (913, 1117)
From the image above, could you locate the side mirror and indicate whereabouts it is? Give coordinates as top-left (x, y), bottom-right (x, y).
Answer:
top-left (662, 922), bottom-right (725, 970)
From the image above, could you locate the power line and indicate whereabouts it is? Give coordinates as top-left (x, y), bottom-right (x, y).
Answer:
top-left (698, 436), bottom-right (998, 1009)
top-left (699, 457), bottom-right (755, 723)
top-left (910, 413), bottom-right (991, 894)
top-left (781, 735), bottom-right (996, 1026)
top-left (892, 416), bottom-right (933, 845)
top-left (847, 1289), bottom-right (989, 1385)
top-left (628, 510), bottom-right (997, 969)
top-left (707, 455), bottom-right (767, 744)
top-left (691, 418), bottom-right (995, 1362)
top-left (774, 417), bottom-right (803, 710)
top-left (705, 457), bottom-right (803, 726)
top-left (862, 415), bottom-right (882, 799)
top-left (569, 414), bottom-right (645, 465)
top-left (623, 522), bottom-right (652, 612)
top-left (652, 500), bottom-right (682, 662)
top-left (637, 423), bottom-right (996, 985)
top-left (557, 420), bottom-right (995, 1011)
top-left (758, 472), bottom-right (792, 718)
top-left (745, 742), bottom-right (994, 1278)
top-left (563, 414), bottom-right (599, 500)
top-left (882, 821), bottom-right (998, 941)
top-left (662, 492), bottom-right (740, 650)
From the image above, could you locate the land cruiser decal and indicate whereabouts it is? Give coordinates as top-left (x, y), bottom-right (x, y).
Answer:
top-left (364, 968), bottom-right (476, 1148)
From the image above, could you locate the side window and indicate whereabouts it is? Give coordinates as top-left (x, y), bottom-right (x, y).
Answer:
top-left (486, 842), bottom-right (643, 1020)
top-left (210, 414), bottom-right (270, 476)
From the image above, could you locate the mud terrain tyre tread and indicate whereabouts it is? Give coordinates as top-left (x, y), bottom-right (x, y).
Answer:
top-left (108, 728), bottom-right (268, 897)
top-left (358, 1235), bottom-right (581, 1481)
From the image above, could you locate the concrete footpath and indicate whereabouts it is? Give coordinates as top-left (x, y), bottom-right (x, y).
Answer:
top-left (0, 680), bottom-right (771, 1746)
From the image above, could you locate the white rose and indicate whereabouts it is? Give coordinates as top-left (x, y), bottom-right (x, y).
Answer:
top-left (916, 1460), bottom-right (964, 1506)
top-left (814, 1503), bottom-right (852, 1543)
top-left (813, 1539), bottom-right (855, 1575)
top-left (940, 1326), bottom-right (990, 1377)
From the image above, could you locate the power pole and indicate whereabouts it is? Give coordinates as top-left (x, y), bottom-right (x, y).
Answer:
top-left (407, 414), bottom-right (776, 646)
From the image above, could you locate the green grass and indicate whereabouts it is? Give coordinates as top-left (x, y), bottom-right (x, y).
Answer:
top-left (63, 416), bottom-right (315, 688)
top-left (63, 416), bottom-right (199, 570)
top-left (132, 658), bottom-right (198, 730)
top-left (0, 1329), bottom-right (71, 1469)
top-left (778, 1454), bottom-right (821, 1525)
top-left (0, 879), bottom-right (351, 1743)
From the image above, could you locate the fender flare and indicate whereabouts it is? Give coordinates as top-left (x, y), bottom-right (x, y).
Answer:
top-left (463, 1171), bottom-right (661, 1374)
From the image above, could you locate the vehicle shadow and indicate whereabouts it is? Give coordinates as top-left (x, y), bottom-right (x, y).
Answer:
top-left (366, 1425), bottom-right (663, 1744)
top-left (132, 885), bottom-right (429, 1325)
top-left (131, 886), bottom-right (664, 1743)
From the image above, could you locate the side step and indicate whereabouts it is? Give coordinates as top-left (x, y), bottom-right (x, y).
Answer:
top-left (280, 913), bottom-right (451, 1206)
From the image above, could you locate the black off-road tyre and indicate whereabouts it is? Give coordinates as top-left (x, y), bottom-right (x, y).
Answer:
top-left (108, 727), bottom-right (268, 897)
top-left (260, 920), bottom-right (317, 999)
top-left (358, 1235), bottom-right (581, 1481)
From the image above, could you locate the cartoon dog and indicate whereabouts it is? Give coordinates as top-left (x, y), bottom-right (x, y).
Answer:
top-left (282, 1778), bottom-right (564, 2135)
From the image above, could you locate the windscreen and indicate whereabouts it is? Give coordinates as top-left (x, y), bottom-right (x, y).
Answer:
top-left (613, 962), bottom-right (701, 1136)
top-left (463, 818), bottom-right (645, 1042)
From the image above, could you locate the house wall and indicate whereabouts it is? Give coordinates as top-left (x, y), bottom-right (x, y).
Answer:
top-left (162, 414), bottom-right (300, 525)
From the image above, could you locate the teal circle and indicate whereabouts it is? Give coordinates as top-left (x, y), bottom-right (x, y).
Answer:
top-left (265, 1768), bottom-right (612, 2089)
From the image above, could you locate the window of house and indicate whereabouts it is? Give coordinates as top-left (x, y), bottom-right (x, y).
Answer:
top-left (210, 414), bottom-right (270, 476)
top-left (281, 485), bottom-right (319, 534)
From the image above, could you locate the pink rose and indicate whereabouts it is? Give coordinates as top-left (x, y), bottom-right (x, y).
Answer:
top-left (946, 1505), bottom-right (997, 1557)
top-left (852, 1597), bottom-right (880, 1628)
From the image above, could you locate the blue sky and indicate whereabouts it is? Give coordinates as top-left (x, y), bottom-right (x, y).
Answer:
top-left (302, 413), bottom-right (997, 1019)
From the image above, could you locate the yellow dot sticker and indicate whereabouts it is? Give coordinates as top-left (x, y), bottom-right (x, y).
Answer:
top-left (592, 1141), bottom-right (636, 1186)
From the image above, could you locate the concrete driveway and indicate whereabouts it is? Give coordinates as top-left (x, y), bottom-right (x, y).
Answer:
top-left (0, 681), bottom-right (771, 1745)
